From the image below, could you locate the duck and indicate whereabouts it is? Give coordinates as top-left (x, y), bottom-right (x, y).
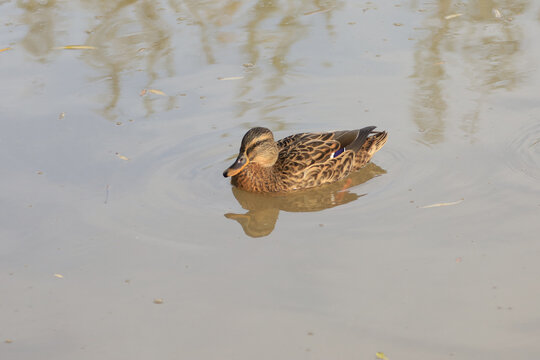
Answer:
top-left (223, 126), bottom-right (388, 193)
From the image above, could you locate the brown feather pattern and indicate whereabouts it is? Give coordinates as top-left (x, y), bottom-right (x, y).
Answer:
top-left (225, 127), bottom-right (388, 193)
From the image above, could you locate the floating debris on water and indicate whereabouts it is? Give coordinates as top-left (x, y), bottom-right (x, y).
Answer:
top-left (55, 45), bottom-right (97, 50)
top-left (53, 273), bottom-right (64, 279)
top-left (153, 298), bottom-right (164, 304)
top-left (0, 47), bottom-right (12, 53)
top-left (376, 352), bottom-right (389, 360)
top-left (421, 199), bottom-right (464, 208)
top-left (492, 8), bottom-right (502, 18)
top-left (58, 112), bottom-right (65, 120)
top-left (444, 13), bottom-right (463, 20)
top-left (140, 89), bottom-right (167, 96)
top-left (303, 7), bottom-right (334, 16)
top-left (115, 153), bottom-right (129, 161)
top-left (148, 89), bottom-right (166, 96)
top-left (217, 76), bottom-right (244, 81)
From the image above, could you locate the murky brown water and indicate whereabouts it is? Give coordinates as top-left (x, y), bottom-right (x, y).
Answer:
top-left (1, 1), bottom-right (539, 359)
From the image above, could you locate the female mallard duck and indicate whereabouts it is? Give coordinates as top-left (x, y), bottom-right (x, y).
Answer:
top-left (223, 126), bottom-right (388, 193)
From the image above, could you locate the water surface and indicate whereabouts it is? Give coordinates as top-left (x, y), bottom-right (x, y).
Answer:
top-left (1, 1), bottom-right (539, 359)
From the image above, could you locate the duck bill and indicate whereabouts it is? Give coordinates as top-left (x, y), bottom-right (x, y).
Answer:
top-left (223, 154), bottom-right (249, 177)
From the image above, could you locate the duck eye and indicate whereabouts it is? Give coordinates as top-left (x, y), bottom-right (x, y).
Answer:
top-left (237, 156), bottom-right (247, 164)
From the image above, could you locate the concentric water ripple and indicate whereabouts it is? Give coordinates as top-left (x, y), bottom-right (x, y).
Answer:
top-left (135, 132), bottom-right (236, 215)
top-left (504, 121), bottom-right (540, 181)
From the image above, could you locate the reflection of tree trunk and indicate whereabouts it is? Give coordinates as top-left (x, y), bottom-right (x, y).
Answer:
top-left (15, 0), bottom-right (342, 123)
top-left (410, 0), bottom-right (451, 146)
top-left (410, 0), bottom-right (527, 145)
top-left (239, 0), bottom-right (341, 128)
top-left (80, 0), bottom-right (175, 120)
top-left (19, 0), bottom-right (58, 60)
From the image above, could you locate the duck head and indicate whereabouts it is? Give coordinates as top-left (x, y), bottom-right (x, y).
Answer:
top-left (223, 127), bottom-right (279, 177)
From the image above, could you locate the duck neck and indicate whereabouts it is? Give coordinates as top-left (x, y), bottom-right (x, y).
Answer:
top-left (233, 163), bottom-right (281, 192)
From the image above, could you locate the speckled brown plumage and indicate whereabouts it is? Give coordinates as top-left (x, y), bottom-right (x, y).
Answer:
top-left (223, 126), bottom-right (388, 193)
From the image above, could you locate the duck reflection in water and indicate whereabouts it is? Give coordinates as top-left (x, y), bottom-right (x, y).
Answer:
top-left (225, 163), bottom-right (386, 237)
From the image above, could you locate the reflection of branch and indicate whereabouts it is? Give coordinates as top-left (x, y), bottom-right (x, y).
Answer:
top-left (245, 0), bottom-right (277, 67)
top-left (15, 0), bottom-right (343, 122)
top-left (411, 0), bottom-right (527, 144)
top-left (80, 0), bottom-right (175, 120)
top-left (410, 1), bottom-right (450, 146)
top-left (182, 0), bottom-right (216, 64)
top-left (18, 0), bottom-right (57, 60)
top-left (239, 0), bottom-right (341, 128)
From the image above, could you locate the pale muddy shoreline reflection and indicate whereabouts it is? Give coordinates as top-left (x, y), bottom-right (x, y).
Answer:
top-left (225, 162), bottom-right (385, 237)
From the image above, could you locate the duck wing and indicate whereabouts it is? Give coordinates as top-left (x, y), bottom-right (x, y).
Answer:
top-left (276, 127), bottom-right (378, 189)
top-left (276, 132), bottom-right (341, 173)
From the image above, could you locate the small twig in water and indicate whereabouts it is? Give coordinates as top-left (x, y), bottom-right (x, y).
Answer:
top-left (421, 199), bottom-right (464, 208)
top-left (104, 184), bottom-right (110, 204)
